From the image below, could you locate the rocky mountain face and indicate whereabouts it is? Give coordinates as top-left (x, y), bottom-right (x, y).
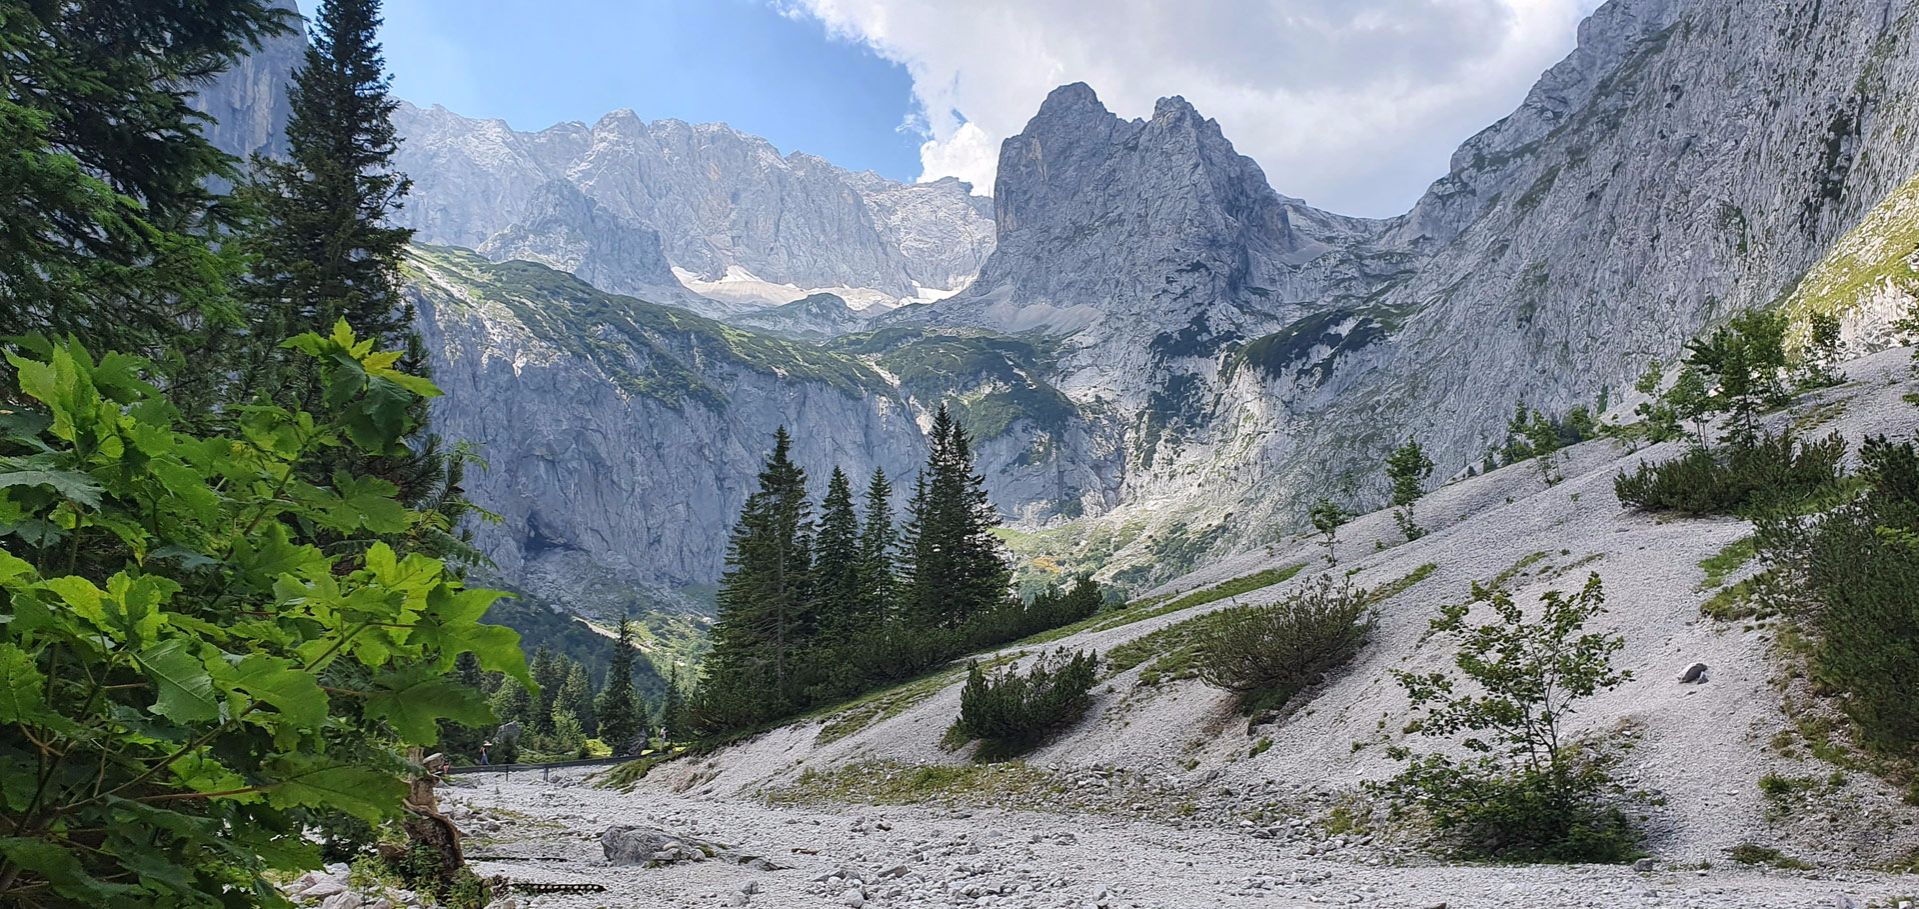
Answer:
top-left (189, 0), bottom-right (303, 166)
top-left (390, 103), bottom-right (995, 308)
top-left (893, 0), bottom-right (1919, 581)
top-left (474, 179), bottom-right (743, 319)
top-left (404, 245), bottom-right (930, 613)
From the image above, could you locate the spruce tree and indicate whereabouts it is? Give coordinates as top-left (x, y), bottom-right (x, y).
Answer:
top-left (900, 406), bottom-right (1011, 630)
top-left (0, 0), bottom-right (286, 369)
top-left (439, 651), bottom-right (489, 761)
top-left (858, 468), bottom-right (899, 617)
top-left (529, 647), bottom-right (563, 735)
top-left (489, 679), bottom-right (533, 733)
top-left (658, 663), bottom-right (688, 742)
top-left (813, 467), bottom-right (863, 636)
top-left (700, 428), bottom-right (816, 727)
top-left (242, 0), bottom-right (412, 356)
top-left (595, 617), bottom-right (645, 754)
top-left (555, 662), bottom-right (595, 738)
top-left (236, 0), bottom-right (471, 532)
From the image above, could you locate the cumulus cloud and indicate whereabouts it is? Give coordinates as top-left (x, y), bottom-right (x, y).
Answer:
top-left (776, 0), bottom-right (1605, 217)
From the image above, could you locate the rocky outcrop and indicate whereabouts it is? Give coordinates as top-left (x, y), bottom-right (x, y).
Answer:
top-left (198, 0), bottom-right (1919, 601)
top-left (391, 103), bottom-right (995, 307)
top-left (724, 293), bottom-right (872, 340)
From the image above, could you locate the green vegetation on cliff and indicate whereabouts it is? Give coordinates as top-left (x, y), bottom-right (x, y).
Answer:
top-left (407, 245), bottom-right (891, 408)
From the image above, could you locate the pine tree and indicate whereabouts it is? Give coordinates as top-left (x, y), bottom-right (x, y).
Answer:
top-left (595, 617), bottom-right (644, 755)
top-left (700, 428), bottom-right (816, 727)
top-left (813, 467), bottom-right (863, 636)
top-left (900, 406), bottom-right (1011, 630)
top-left (1386, 439), bottom-right (1436, 541)
top-left (858, 468), bottom-right (899, 618)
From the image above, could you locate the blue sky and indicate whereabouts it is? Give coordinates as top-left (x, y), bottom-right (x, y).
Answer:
top-left (372, 1), bottom-right (1607, 217)
top-left (380, 0), bottom-right (925, 181)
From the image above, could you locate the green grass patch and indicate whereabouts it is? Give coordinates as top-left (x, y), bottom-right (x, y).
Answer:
top-left (1701, 576), bottom-right (1765, 621)
top-left (1698, 537), bottom-right (1757, 590)
top-left (1012, 564), bottom-right (1306, 651)
top-left (1370, 563), bottom-right (1438, 603)
top-left (1490, 551), bottom-right (1551, 589)
top-left (766, 761), bottom-right (1062, 807)
top-left (1726, 843), bottom-right (1814, 870)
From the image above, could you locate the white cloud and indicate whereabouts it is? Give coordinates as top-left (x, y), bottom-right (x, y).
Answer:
top-left (776, 0), bottom-right (1602, 217)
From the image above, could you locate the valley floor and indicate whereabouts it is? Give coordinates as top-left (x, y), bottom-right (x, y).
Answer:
top-left (449, 770), bottom-right (1916, 909)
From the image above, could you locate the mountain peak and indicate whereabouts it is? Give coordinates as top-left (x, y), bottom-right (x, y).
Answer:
top-left (1033, 82), bottom-right (1110, 121)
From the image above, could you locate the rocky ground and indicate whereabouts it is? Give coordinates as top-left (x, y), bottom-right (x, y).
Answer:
top-left (443, 768), bottom-right (1916, 909)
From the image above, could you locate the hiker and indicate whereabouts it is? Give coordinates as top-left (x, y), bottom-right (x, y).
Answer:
top-left (479, 741), bottom-right (491, 766)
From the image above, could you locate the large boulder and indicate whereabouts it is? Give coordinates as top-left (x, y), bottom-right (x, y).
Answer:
top-left (601, 826), bottom-right (720, 867)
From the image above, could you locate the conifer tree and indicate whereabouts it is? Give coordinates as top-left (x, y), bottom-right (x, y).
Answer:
top-left (555, 662), bottom-right (595, 738)
top-left (813, 467), bottom-right (863, 635)
top-left (1309, 498), bottom-right (1348, 565)
top-left (700, 428), bottom-right (816, 725)
top-left (1386, 439), bottom-right (1436, 541)
top-left (242, 0), bottom-right (412, 357)
top-left (901, 406), bottom-right (1010, 629)
top-left (1685, 309), bottom-right (1790, 446)
top-left (858, 467), bottom-right (899, 619)
top-left (439, 651), bottom-right (490, 761)
top-left (0, 0), bottom-right (286, 368)
top-left (235, 0), bottom-right (471, 534)
top-left (529, 647), bottom-right (563, 735)
top-left (596, 617), bottom-right (645, 754)
top-left (490, 677), bottom-right (533, 729)
top-left (658, 663), bottom-right (689, 741)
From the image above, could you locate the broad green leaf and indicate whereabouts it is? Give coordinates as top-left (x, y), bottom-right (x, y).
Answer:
top-left (0, 836), bottom-right (128, 898)
top-left (0, 469), bottom-right (103, 509)
top-left (136, 639), bottom-right (219, 723)
top-left (267, 762), bottom-right (404, 823)
top-left (37, 576), bottom-right (106, 628)
top-left (364, 668), bottom-right (493, 744)
top-left (225, 654), bottom-right (327, 729)
top-left (0, 644), bottom-right (46, 723)
top-left (0, 548), bottom-right (34, 586)
top-left (104, 572), bottom-right (178, 645)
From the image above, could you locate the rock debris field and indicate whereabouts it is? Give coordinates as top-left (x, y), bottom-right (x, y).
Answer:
top-left (447, 771), bottom-right (1915, 909)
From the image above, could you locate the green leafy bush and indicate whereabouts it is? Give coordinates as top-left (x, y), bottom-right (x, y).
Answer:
top-left (952, 649), bottom-right (1098, 760)
top-left (0, 327), bottom-right (529, 906)
top-left (1613, 431), bottom-right (1847, 516)
top-left (1194, 575), bottom-right (1376, 714)
top-left (1375, 574), bottom-right (1641, 863)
